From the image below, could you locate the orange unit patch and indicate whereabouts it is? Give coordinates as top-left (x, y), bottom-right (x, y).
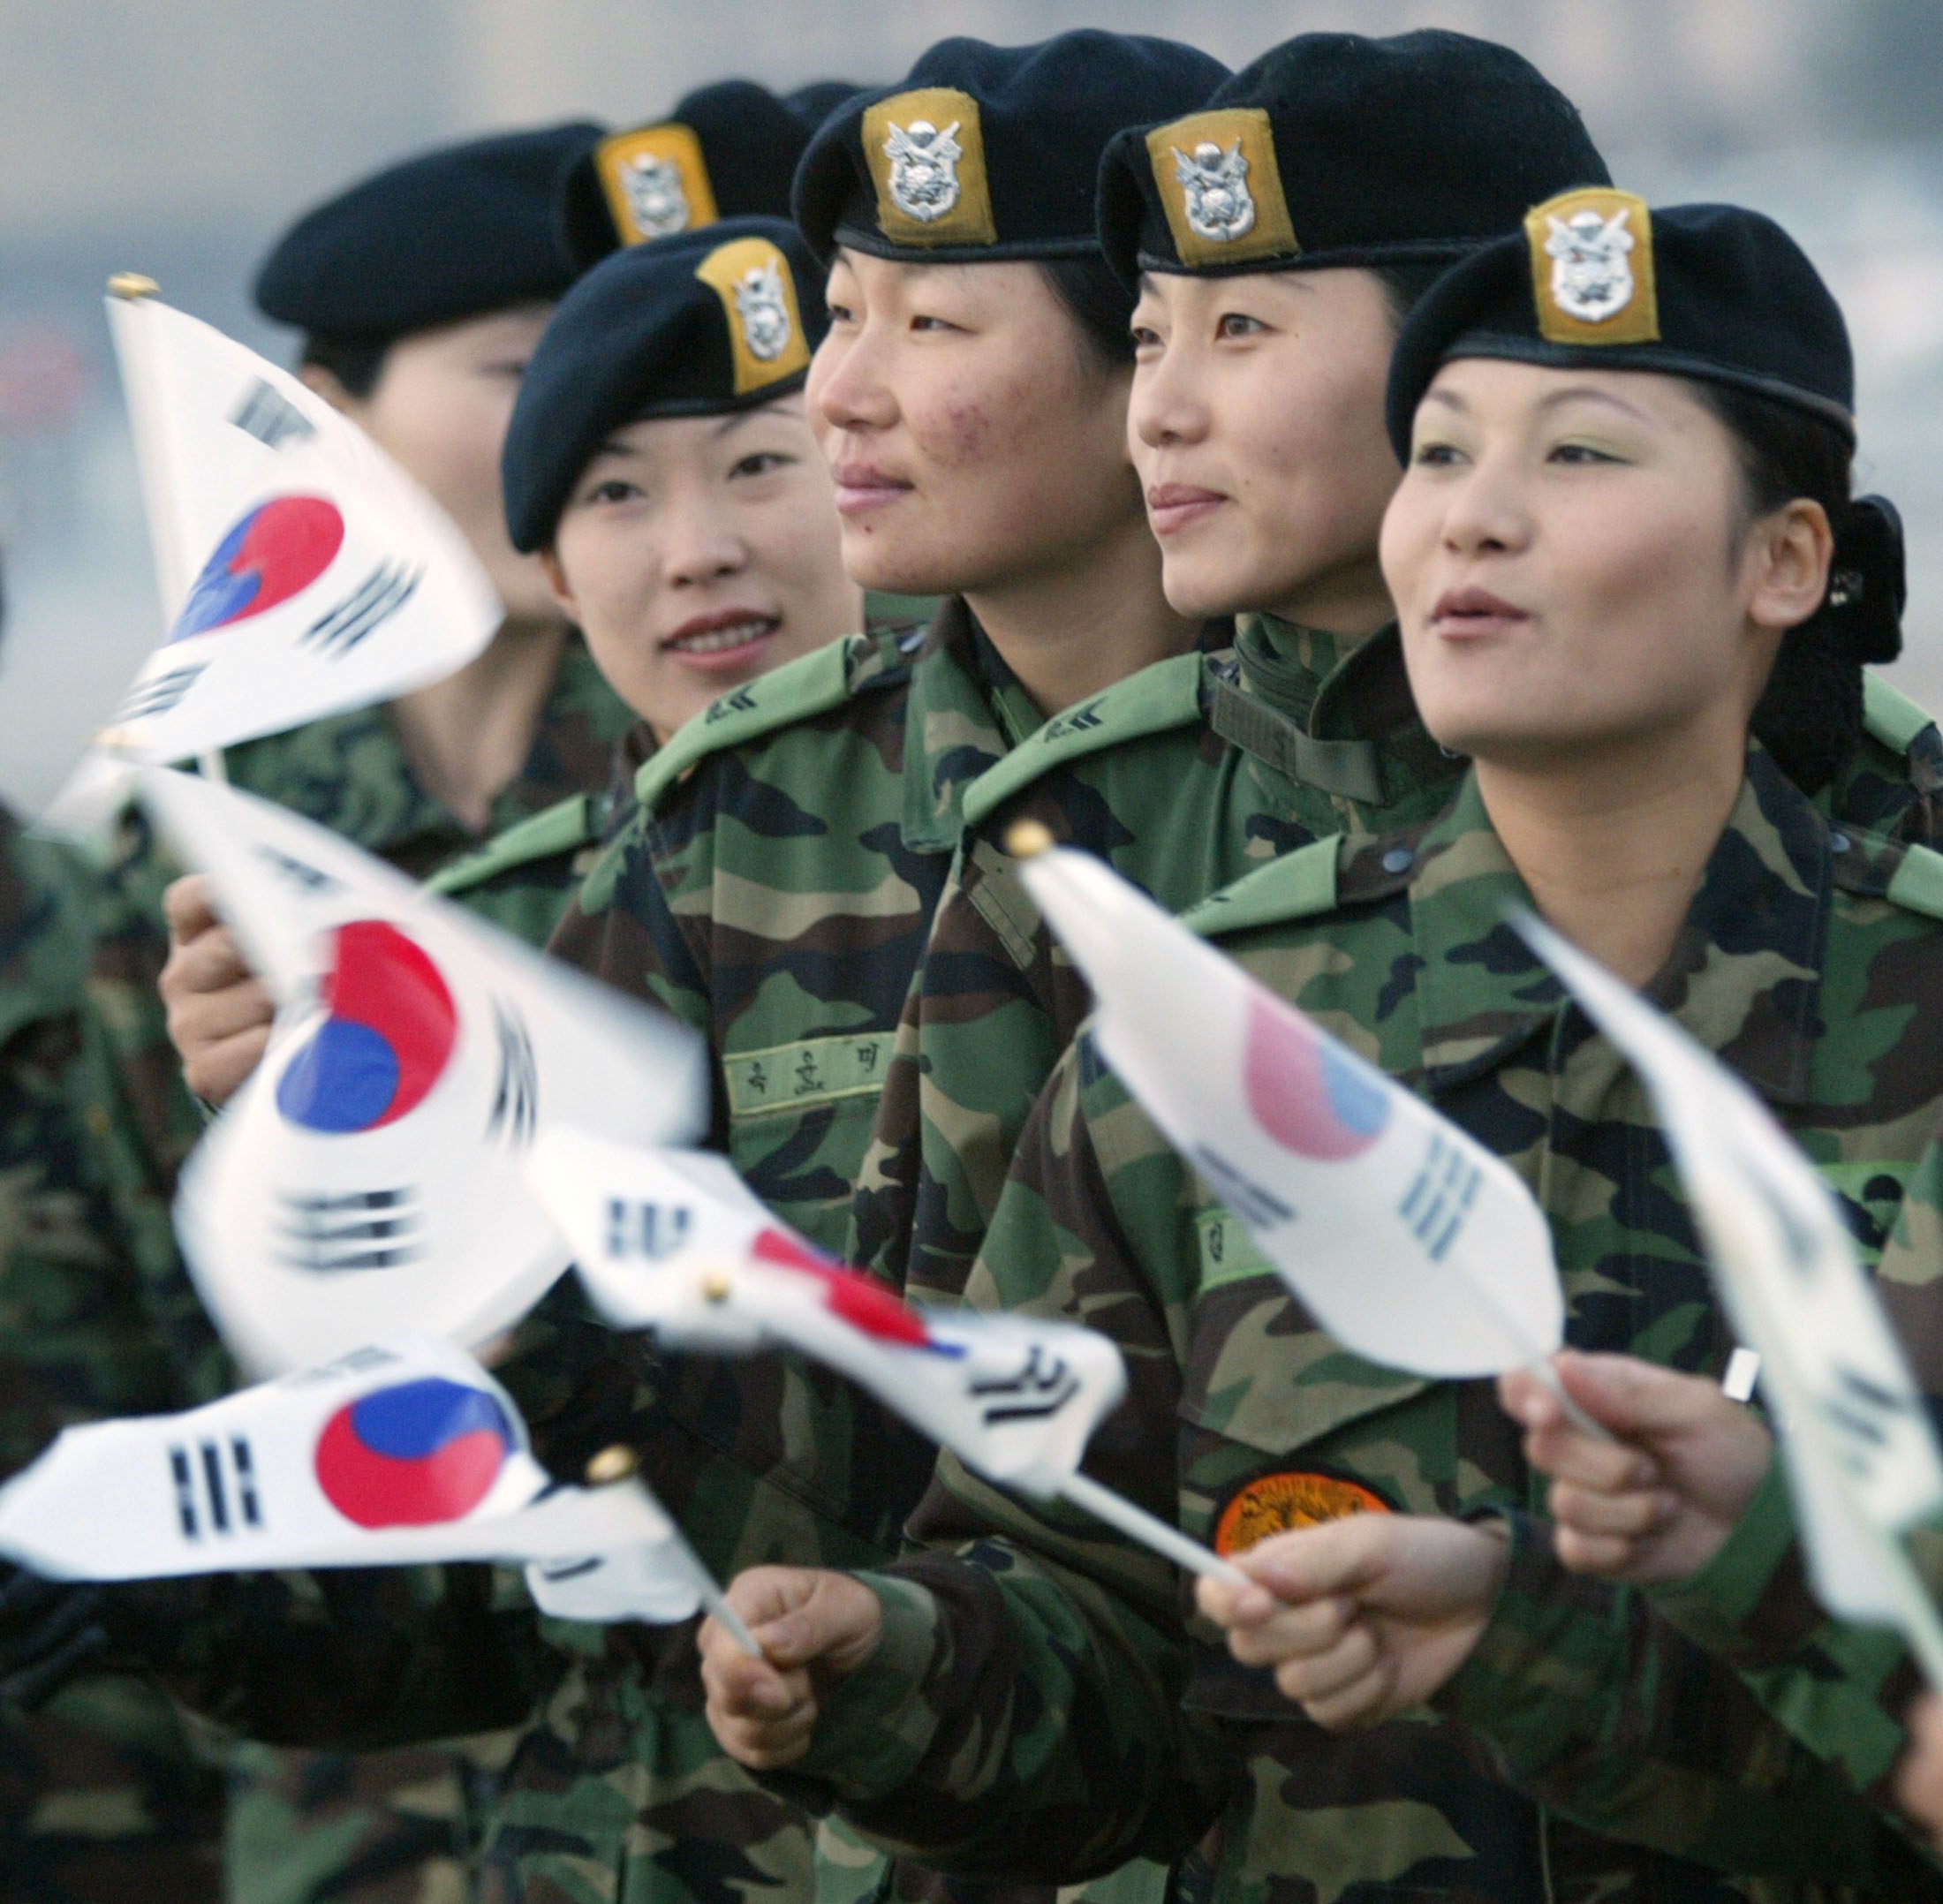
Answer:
top-left (1213, 1470), bottom-right (1389, 1556)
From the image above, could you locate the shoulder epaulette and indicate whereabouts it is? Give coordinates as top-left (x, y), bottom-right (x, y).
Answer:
top-left (1178, 835), bottom-right (1342, 940)
top-left (632, 630), bottom-right (909, 817)
top-left (1864, 671), bottom-right (1939, 759)
top-left (961, 652), bottom-right (1206, 830)
top-left (424, 794), bottom-right (593, 900)
top-left (1885, 840), bottom-right (1943, 922)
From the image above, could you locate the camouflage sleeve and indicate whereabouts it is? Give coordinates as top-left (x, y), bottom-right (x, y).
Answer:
top-left (111, 1561), bottom-right (558, 1750)
top-left (1440, 1506), bottom-right (1936, 1876)
top-left (793, 1046), bottom-right (1230, 1877)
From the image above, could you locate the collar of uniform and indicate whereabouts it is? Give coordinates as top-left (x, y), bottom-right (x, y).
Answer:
top-left (900, 599), bottom-right (1037, 850)
top-left (1405, 746), bottom-right (1833, 1101)
top-left (1232, 611), bottom-right (1355, 726)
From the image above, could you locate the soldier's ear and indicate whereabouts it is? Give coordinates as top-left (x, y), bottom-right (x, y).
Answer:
top-left (536, 545), bottom-right (578, 621)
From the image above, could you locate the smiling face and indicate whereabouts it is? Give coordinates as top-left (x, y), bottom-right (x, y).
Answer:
top-left (541, 393), bottom-right (861, 742)
top-left (1128, 268), bottom-right (1400, 633)
top-left (1380, 357), bottom-right (1832, 772)
top-left (321, 306), bottom-right (560, 623)
top-left (805, 250), bottom-right (1142, 597)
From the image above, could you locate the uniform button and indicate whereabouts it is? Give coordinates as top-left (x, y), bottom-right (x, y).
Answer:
top-left (1381, 847), bottom-right (1414, 874)
top-left (1829, 831), bottom-right (1851, 854)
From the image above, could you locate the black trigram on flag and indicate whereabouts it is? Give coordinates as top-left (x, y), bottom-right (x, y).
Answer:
top-left (229, 378), bottom-right (316, 450)
top-left (969, 1343), bottom-right (1080, 1425)
top-left (487, 1003), bottom-right (539, 1147)
top-left (302, 561), bottom-right (423, 659)
top-left (114, 661), bottom-right (208, 723)
top-left (277, 1186), bottom-right (421, 1273)
top-left (253, 844), bottom-right (340, 894)
top-left (606, 1197), bottom-right (692, 1261)
top-left (169, 1435), bottom-right (264, 1540)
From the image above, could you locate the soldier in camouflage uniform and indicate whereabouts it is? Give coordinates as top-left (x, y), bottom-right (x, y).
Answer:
top-left (515, 33), bottom-right (1227, 1904)
top-left (0, 784), bottom-right (225, 1900)
top-left (697, 201), bottom-right (1943, 1893)
top-left (845, 30), bottom-right (1943, 1340)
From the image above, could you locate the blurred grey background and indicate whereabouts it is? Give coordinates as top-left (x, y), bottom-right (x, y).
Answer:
top-left (4, 0), bottom-right (1939, 812)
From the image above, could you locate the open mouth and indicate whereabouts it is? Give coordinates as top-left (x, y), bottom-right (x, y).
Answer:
top-left (662, 613), bottom-right (781, 663)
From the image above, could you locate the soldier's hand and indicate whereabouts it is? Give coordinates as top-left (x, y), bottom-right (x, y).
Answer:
top-left (1896, 1694), bottom-right (1943, 1848)
top-left (161, 873), bottom-right (275, 1106)
top-left (1499, 1351), bottom-right (1772, 1583)
top-left (1197, 1513), bottom-right (1508, 1730)
top-left (699, 1566), bottom-right (882, 1770)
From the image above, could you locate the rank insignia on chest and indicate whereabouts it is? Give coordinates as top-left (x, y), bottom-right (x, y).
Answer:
top-left (694, 235), bottom-right (812, 393)
top-left (1525, 186), bottom-right (1659, 346)
top-left (1146, 108), bottom-right (1297, 269)
top-left (1213, 1470), bottom-right (1390, 1556)
top-left (595, 123), bottom-right (720, 246)
top-left (862, 88), bottom-right (997, 246)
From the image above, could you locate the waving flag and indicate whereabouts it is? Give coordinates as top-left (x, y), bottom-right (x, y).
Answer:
top-left (95, 283), bottom-right (501, 765)
top-left (1516, 911), bottom-right (1943, 1675)
top-left (0, 1336), bottom-right (713, 1624)
top-left (527, 1130), bottom-right (1248, 1584)
top-left (1014, 835), bottom-right (1562, 1380)
top-left (139, 767), bottom-right (707, 1377)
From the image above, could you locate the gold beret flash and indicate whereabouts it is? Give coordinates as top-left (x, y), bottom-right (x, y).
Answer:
top-left (1524, 186), bottom-right (1659, 346)
top-left (1146, 107), bottom-right (1297, 270)
top-left (597, 122), bottom-right (720, 246)
top-left (694, 234), bottom-right (811, 395)
top-left (862, 87), bottom-right (997, 247)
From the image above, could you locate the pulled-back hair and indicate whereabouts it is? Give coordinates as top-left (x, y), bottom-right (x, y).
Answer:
top-left (1697, 381), bottom-right (1859, 795)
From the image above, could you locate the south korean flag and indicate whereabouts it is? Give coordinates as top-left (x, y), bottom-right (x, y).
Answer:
top-left (95, 285), bottom-right (503, 766)
top-left (0, 1334), bottom-right (717, 1625)
top-left (139, 767), bottom-right (707, 1377)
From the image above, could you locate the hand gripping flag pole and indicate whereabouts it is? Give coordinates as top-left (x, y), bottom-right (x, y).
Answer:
top-left (527, 1134), bottom-right (1251, 1589)
top-left (1009, 826), bottom-right (1611, 1442)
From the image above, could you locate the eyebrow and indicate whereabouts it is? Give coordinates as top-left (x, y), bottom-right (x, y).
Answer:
top-left (1423, 381), bottom-right (1654, 426)
top-left (711, 401), bottom-right (791, 439)
top-left (1425, 381), bottom-right (1652, 424)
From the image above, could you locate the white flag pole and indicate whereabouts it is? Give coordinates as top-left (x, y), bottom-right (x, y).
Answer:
top-left (1058, 1470), bottom-right (1251, 1587)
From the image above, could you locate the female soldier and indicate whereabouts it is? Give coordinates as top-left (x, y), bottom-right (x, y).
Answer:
top-left (530, 28), bottom-right (1222, 1904)
top-left (436, 215), bottom-right (883, 1904)
top-left (699, 199), bottom-right (1943, 1897)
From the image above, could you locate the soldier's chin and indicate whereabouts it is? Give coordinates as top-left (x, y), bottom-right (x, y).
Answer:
top-left (835, 533), bottom-right (954, 600)
top-left (1157, 545), bottom-right (1250, 623)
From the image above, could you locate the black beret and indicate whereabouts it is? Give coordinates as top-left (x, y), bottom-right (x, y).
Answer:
top-left (556, 81), bottom-right (818, 273)
top-left (503, 216), bottom-right (826, 553)
top-left (793, 31), bottom-right (1229, 264)
top-left (786, 81), bottom-right (869, 129)
top-left (1384, 193), bottom-right (1856, 461)
top-left (255, 122), bottom-right (601, 337)
top-left (1098, 31), bottom-right (1608, 288)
